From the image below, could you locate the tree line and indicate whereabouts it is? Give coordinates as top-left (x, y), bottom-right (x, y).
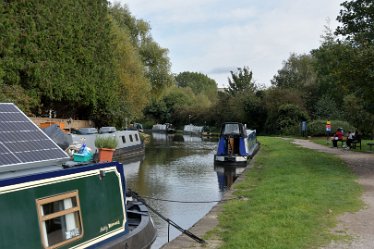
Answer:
top-left (0, 0), bottom-right (372, 136)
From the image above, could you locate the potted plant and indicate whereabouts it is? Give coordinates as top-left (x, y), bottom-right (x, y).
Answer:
top-left (95, 135), bottom-right (118, 162)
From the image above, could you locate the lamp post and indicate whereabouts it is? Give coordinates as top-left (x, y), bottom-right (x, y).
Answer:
top-left (188, 115), bottom-right (191, 124)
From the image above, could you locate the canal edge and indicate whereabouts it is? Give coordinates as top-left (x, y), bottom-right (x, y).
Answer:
top-left (161, 159), bottom-right (256, 249)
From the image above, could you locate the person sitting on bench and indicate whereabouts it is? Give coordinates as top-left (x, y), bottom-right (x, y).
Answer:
top-left (346, 131), bottom-right (353, 149)
top-left (332, 128), bottom-right (343, 148)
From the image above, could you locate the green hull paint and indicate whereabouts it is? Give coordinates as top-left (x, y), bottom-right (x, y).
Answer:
top-left (0, 167), bottom-right (126, 249)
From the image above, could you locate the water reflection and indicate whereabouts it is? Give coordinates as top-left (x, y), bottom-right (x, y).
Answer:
top-left (120, 133), bottom-right (246, 249)
top-left (214, 165), bottom-right (246, 191)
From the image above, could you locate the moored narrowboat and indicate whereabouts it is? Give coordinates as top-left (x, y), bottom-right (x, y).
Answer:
top-left (183, 124), bottom-right (209, 137)
top-left (151, 123), bottom-right (176, 133)
top-left (214, 122), bottom-right (259, 165)
top-left (43, 125), bottom-right (145, 160)
top-left (0, 103), bottom-right (156, 249)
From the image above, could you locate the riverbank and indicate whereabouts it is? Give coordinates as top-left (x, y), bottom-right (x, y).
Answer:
top-left (162, 137), bottom-right (363, 249)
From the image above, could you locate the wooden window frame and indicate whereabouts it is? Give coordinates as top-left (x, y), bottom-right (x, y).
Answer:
top-left (36, 191), bottom-right (84, 249)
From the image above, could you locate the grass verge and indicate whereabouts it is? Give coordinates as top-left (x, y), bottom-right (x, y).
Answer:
top-left (215, 136), bottom-right (362, 249)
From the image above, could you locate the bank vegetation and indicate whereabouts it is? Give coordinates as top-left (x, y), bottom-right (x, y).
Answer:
top-left (0, 0), bottom-right (373, 137)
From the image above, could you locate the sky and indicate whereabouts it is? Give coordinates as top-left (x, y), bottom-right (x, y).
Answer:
top-left (110, 0), bottom-right (344, 87)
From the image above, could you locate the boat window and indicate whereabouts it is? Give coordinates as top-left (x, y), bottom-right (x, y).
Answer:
top-left (223, 124), bottom-right (240, 135)
top-left (129, 135), bottom-right (133, 142)
top-left (36, 191), bottom-right (83, 249)
top-left (135, 134), bottom-right (139, 141)
top-left (122, 135), bottom-right (126, 143)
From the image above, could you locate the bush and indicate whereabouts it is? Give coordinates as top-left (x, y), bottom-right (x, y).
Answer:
top-left (280, 119), bottom-right (356, 137)
top-left (308, 120), bottom-right (356, 136)
top-left (95, 135), bottom-right (118, 149)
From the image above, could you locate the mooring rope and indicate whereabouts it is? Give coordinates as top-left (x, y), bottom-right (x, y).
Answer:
top-left (129, 189), bottom-right (206, 244)
top-left (140, 195), bottom-right (240, 203)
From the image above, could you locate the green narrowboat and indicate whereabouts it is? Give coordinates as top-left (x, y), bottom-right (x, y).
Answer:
top-left (0, 103), bottom-right (156, 249)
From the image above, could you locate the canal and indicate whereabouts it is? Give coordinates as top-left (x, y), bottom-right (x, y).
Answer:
top-left (121, 133), bottom-right (243, 248)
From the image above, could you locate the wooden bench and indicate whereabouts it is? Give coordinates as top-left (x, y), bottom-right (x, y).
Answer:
top-left (368, 143), bottom-right (374, 151)
top-left (351, 135), bottom-right (362, 150)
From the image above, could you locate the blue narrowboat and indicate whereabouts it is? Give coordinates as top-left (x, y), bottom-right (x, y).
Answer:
top-left (214, 122), bottom-right (259, 165)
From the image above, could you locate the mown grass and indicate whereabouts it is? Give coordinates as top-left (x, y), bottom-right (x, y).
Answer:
top-left (215, 137), bottom-right (362, 249)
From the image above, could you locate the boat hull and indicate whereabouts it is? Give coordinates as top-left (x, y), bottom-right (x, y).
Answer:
top-left (0, 162), bottom-right (156, 249)
top-left (99, 201), bottom-right (156, 249)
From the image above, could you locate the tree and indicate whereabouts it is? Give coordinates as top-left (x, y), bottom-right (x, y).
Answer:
top-left (1, 0), bottom-right (118, 122)
top-left (263, 87), bottom-right (307, 133)
top-left (226, 67), bottom-right (256, 95)
top-left (175, 71), bottom-right (217, 101)
top-left (109, 4), bottom-right (174, 99)
top-left (336, 0), bottom-right (374, 46)
top-left (110, 16), bottom-right (151, 127)
top-left (334, 0), bottom-right (374, 135)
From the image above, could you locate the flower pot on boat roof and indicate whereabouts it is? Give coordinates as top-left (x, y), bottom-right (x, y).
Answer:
top-left (95, 135), bottom-right (118, 162)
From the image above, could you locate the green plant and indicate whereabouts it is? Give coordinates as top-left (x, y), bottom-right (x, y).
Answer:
top-left (94, 136), bottom-right (118, 149)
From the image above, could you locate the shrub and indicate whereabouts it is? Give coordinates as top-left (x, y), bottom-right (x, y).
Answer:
top-left (95, 135), bottom-right (118, 149)
top-left (280, 119), bottom-right (357, 137)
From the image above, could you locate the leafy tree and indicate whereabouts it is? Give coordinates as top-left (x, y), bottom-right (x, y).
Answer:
top-left (343, 94), bottom-right (374, 137)
top-left (110, 16), bottom-right (151, 127)
top-left (175, 71), bottom-right (217, 100)
top-left (315, 95), bottom-right (343, 119)
top-left (226, 67), bottom-right (256, 95)
top-left (334, 0), bottom-right (374, 135)
top-left (263, 87), bottom-right (307, 133)
top-left (336, 0), bottom-right (374, 46)
top-left (271, 53), bottom-right (318, 116)
top-left (271, 53), bottom-right (317, 89)
top-left (276, 104), bottom-right (310, 134)
top-left (110, 4), bottom-right (174, 99)
top-left (1, 0), bottom-right (118, 123)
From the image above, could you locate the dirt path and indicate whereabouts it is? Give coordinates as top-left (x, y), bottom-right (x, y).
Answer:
top-left (293, 139), bottom-right (374, 249)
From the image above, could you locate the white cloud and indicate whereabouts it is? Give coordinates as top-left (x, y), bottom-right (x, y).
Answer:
top-left (110, 0), bottom-right (344, 87)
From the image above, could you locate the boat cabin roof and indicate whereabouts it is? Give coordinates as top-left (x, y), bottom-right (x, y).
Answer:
top-left (0, 103), bottom-right (70, 174)
top-left (220, 122), bottom-right (247, 136)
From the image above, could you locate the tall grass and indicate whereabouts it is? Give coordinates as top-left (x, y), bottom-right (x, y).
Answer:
top-left (217, 137), bottom-right (362, 249)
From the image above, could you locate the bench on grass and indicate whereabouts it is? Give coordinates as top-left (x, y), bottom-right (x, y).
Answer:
top-left (351, 135), bottom-right (361, 150)
top-left (368, 143), bottom-right (374, 151)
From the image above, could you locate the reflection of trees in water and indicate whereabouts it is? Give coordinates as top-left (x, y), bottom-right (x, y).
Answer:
top-left (122, 137), bottom-right (221, 248)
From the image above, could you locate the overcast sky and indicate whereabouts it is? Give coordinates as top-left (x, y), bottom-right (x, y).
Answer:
top-left (110, 0), bottom-right (344, 87)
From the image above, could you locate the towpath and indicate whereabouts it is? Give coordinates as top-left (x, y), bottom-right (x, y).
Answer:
top-left (162, 139), bottom-right (374, 249)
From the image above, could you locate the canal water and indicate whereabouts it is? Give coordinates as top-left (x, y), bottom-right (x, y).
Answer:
top-left (121, 133), bottom-right (244, 249)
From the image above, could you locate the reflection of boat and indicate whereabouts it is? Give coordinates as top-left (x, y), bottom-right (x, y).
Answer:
top-left (214, 122), bottom-right (259, 165)
top-left (151, 123), bottom-right (176, 133)
top-left (44, 125), bottom-right (145, 160)
top-left (0, 103), bottom-right (156, 249)
top-left (214, 165), bottom-right (246, 190)
top-left (151, 132), bottom-right (175, 143)
top-left (121, 157), bottom-right (142, 179)
top-left (182, 135), bottom-right (203, 143)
